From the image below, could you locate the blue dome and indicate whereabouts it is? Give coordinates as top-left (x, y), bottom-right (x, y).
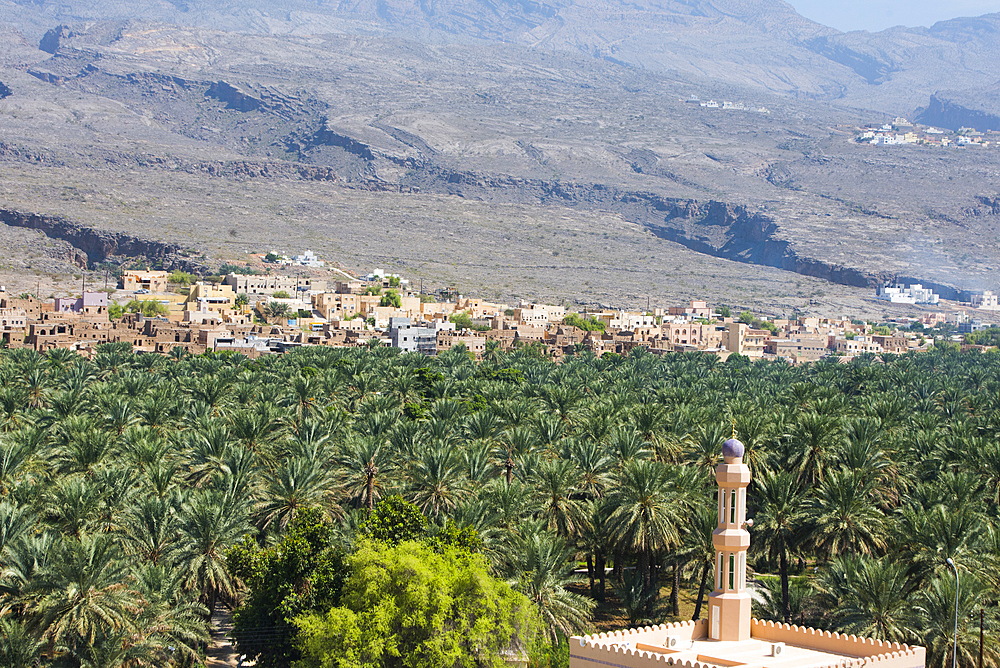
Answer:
top-left (722, 438), bottom-right (745, 459)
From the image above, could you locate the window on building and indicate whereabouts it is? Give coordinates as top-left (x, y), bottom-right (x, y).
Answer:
top-left (729, 553), bottom-right (735, 590)
top-left (730, 489), bottom-right (737, 524)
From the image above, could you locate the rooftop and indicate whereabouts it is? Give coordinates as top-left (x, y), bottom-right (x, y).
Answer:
top-left (573, 620), bottom-right (925, 668)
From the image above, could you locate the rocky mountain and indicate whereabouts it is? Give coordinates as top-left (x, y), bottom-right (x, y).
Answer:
top-left (4, 0), bottom-right (1000, 117)
top-left (0, 2), bottom-right (999, 311)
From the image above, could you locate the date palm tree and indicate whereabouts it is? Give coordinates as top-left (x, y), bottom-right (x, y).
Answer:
top-left (120, 495), bottom-right (178, 565)
top-left (255, 456), bottom-right (336, 533)
top-left (0, 618), bottom-right (43, 668)
top-left (505, 531), bottom-right (595, 643)
top-left (173, 489), bottom-right (251, 615)
top-left (533, 458), bottom-right (587, 539)
top-left (821, 556), bottom-right (919, 643)
top-left (606, 459), bottom-right (683, 596)
top-left (805, 469), bottom-right (887, 559)
top-left (751, 469), bottom-right (806, 623)
top-left (912, 572), bottom-right (1000, 668)
top-left (336, 436), bottom-right (394, 511)
top-left (787, 411), bottom-right (841, 486)
top-left (684, 504), bottom-right (718, 620)
top-left (29, 534), bottom-right (139, 650)
top-left (406, 444), bottom-right (468, 518)
top-left (264, 301), bottom-right (291, 324)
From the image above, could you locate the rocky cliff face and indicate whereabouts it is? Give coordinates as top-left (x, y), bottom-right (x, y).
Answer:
top-left (916, 93), bottom-right (1000, 132)
top-left (396, 164), bottom-right (945, 291)
top-left (39, 25), bottom-right (72, 54)
top-left (0, 209), bottom-right (208, 272)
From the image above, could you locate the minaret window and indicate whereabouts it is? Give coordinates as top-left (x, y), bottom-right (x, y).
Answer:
top-left (728, 553), bottom-right (735, 590)
top-left (730, 489), bottom-right (737, 524)
top-left (717, 552), bottom-right (723, 589)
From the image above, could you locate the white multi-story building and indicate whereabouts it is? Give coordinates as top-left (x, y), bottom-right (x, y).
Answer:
top-left (514, 301), bottom-right (566, 325)
top-left (876, 283), bottom-right (939, 305)
top-left (972, 290), bottom-right (999, 310)
top-left (292, 250), bottom-right (325, 268)
top-left (610, 312), bottom-right (657, 330)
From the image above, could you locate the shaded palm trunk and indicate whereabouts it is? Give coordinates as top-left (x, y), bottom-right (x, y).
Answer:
top-left (639, 551), bottom-right (650, 597)
top-left (779, 549), bottom-right (790, 623)
top-left (613, 550), bottom-right (623, 583)
top-left (365, 458), bottom-right (377, 511)
top-left (587, 554), bottom-right (596, 596)
top-left (692, 559), bottom-right (710, 620)
top-left (596, 549), bottom-right (607, 602)
top-left (670, 562), bottom-right (680, 616)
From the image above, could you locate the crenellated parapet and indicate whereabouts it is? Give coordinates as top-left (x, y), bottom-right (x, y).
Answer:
top-left (750, 620), bottom-right (927, 667)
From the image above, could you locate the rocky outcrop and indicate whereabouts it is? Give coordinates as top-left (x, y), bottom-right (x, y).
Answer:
top-left (206, 81), bottom-right (306, 118)
top-left (915, 94), bottom-right (1000, 132)
top-left (964, 195), bottom-right (1000, 217)
top-left (207, 81), bottom-right (265, 112)
top-left (0, 209), bottom-right (207, 272)
top-left (39, 25), bottom-right (73, 55)
top-left (0, 81), bottom-right (10, 100)
top-left (398, 164), bottom-right (962, 292)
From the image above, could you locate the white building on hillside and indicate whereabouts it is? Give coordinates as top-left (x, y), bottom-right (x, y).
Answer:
top-left (876, 283), bottom-right (939, 305)
top-left (293, 250), bottom-right (325, 268)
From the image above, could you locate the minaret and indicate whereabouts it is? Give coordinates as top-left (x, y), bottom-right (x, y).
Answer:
top-left (707, 434), bottom-right (751, 642)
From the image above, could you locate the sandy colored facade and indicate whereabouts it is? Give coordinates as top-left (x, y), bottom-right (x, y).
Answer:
top-left (723, 324), bottom-right (768, 358)
top-left (121, 270), bottom-right (170, 293)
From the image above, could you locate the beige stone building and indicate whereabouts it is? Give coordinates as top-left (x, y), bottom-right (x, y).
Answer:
top-left (663, 322), bottom-right (724, 349)
top-left (185, 282), bottom-right (237, 313)
top-left (223, 273), bottom-right (328, 296)
top-left (122, 270), bottom-right (170, 293)
top-left (724, 323), bottom-right (768, 358)
top-left (766, 336), bottom-right (829, 364)
top-left (667, 300), bottom-right (712, 319)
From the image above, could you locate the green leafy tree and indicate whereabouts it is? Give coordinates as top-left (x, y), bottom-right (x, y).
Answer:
top-left (362, 495), bottom-right (427, 544)
top-left (168, 270), bottom-right (196, 286)
top-left (562, 313), bottom-right (605, 332)
top-left (293, 540), bottom-right (538, 668)
top-left (379, 290), bottom-right (401, 309)
top-left (228, 509), bottom-right (346, 668)
top-left (450, 312), bottom-right (474, 330)
top-left (125, 299), bottom-right (169, 317)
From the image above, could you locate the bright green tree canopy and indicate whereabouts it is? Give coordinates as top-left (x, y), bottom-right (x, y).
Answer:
top-left (293, 540), bottom-right (538, 668)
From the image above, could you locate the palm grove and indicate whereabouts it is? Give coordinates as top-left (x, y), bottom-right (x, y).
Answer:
top-left (0, 341), bottom-right (998, 667)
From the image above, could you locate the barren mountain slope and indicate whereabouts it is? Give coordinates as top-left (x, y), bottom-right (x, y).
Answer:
top-left (1, 22), bottom-right (998, 313)
top-left (4, 0), bottom-right (1000, 117)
